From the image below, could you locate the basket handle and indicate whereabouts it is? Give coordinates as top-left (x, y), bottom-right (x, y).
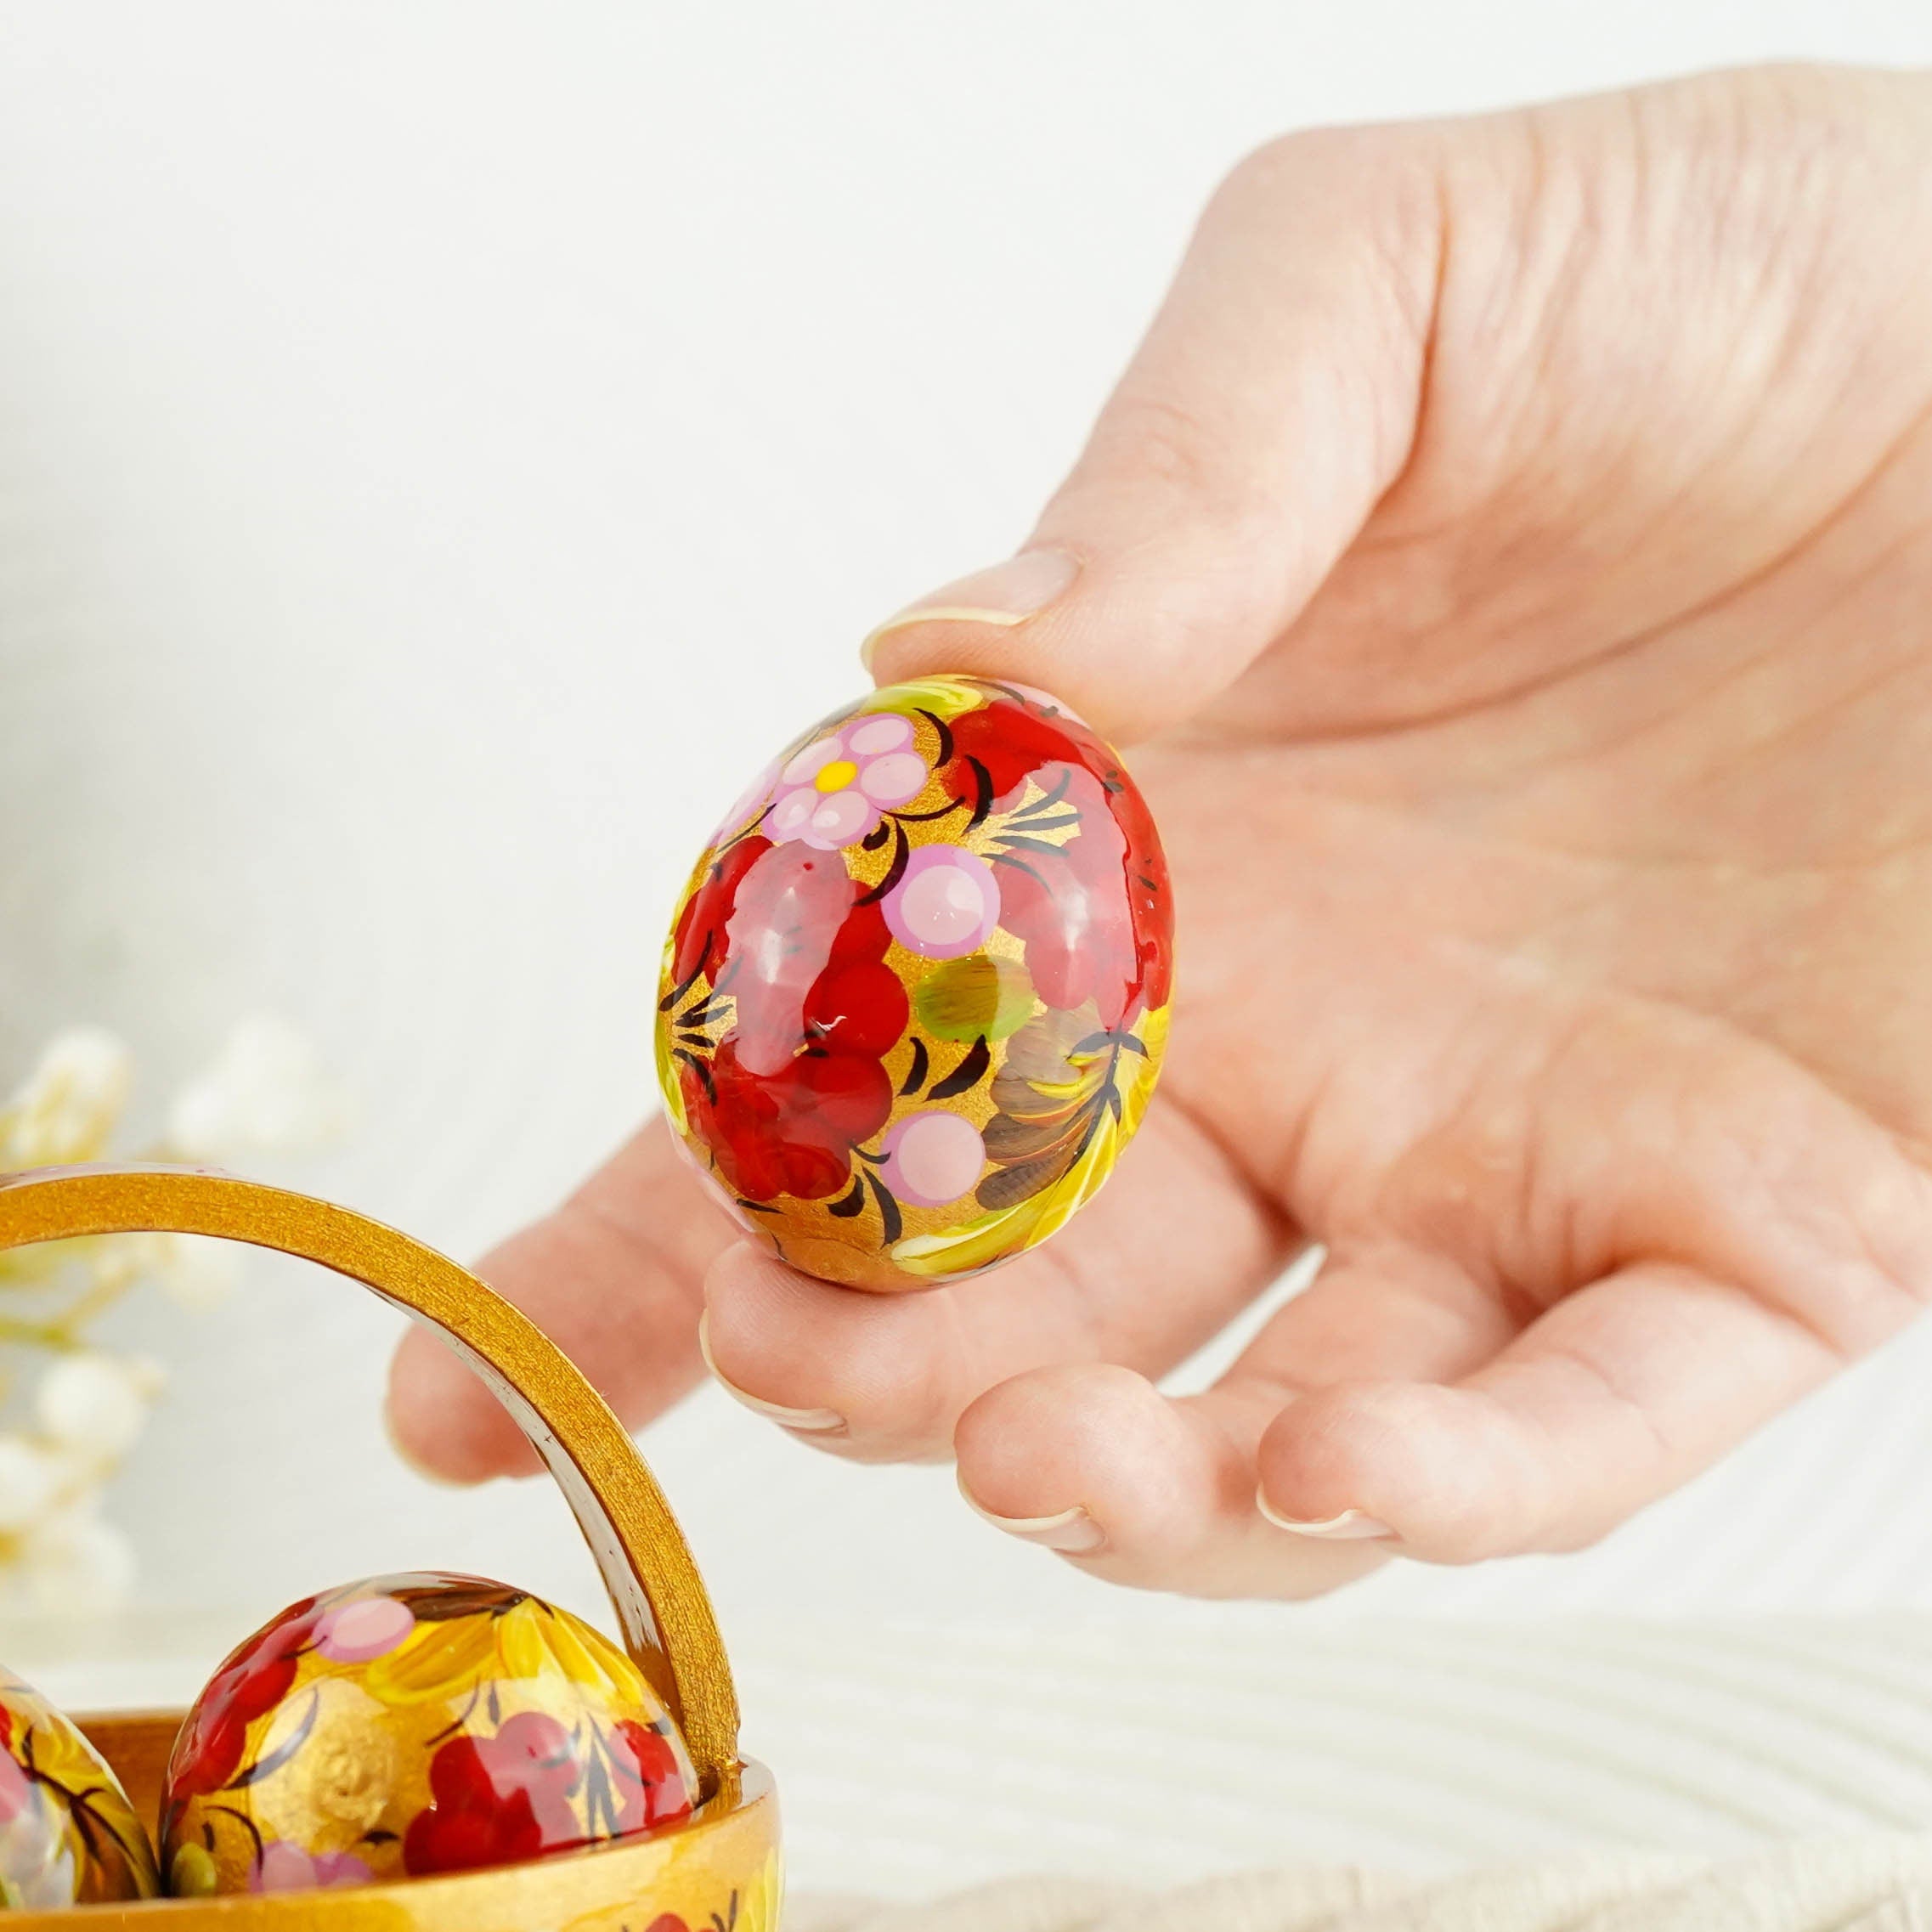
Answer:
top-left (0, 1163), bottom-right (741, 1788)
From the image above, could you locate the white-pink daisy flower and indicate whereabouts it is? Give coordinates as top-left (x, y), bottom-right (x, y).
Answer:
top-left (765, 713), bottom-right (929, 851)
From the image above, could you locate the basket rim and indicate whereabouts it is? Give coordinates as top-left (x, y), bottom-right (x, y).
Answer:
top-left (18, 1743), bottom-right (777, 1926)
top-left (0, 1165), bottom-right (742, 1785)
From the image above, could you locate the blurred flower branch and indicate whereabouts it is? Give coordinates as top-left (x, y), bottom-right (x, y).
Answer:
top-left (0, 1020), bottom-right (345, 1613)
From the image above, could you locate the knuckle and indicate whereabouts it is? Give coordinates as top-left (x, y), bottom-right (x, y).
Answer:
top-left (1207, 121), bottom-right (1442, 238)
top-left (1088, 391), bottom-right (1222, 502)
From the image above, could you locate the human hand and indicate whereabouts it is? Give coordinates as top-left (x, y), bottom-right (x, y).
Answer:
top-left (388, 64), bottom-right (1932, 1600)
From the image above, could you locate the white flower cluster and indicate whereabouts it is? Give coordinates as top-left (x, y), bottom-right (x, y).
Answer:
top-left (161, 1015), bottom-right (349, 1163)
top-left (0, 1356), bottom-right (157, 1613)
top-left (0, 1020), bottom-right (344, 1613)
top-left (0, 1027), bottom-right (131, 1170)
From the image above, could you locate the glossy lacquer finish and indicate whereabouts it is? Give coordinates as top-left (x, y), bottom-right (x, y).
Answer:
top-left (161, 1573), bottom-right (696, 1898)
top-left (0, 1672), bottom-right (161, 1906)
top-left (658, 675), bottom-right (1172, 1290)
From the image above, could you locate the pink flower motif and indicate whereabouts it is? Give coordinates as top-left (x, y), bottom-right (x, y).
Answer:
top-left (880, 1111), bottom-right (986, 1206)
top-left (884, 845), bottom-right (1001, 959)
top-left (313, 1593), bottom-right (415, 1664)
top-left (0, 1749), bottom-right (31, 1825)
top-left (253, 1844), bottom-right (375, 1892)
top-left (765, 714), bottom-right (929, 852)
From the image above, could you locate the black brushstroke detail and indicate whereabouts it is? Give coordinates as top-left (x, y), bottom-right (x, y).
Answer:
top-left (985, 679), bottom-right (1050, 711)
top-left (889, 796), bottom-right (969, 822)
top-left (658, 963), bottom-right (704, 1012)
top-left (735, 1197), bottom-right (782, 1214)
top-left (920, 707), bottom-right (955, 767)
top-left (828, 1176), bottom-right (867, 1217)
top-left (989, 833), bottom-right (1071, 861)
top-left (986, 850), bottom-right (1051, 890)
top-left (1072, 1030), bottom-right (1145, 1057)
top-left (965, 756), bottom-right (996, 829)
top-left (928, 1035), bottom-right (991, 1100)
top-left (425, 1684), bottom-right (484, 1748)
top-left (864, 1170), bottom-right (904, 1244)
top-left (209, 1805), bottom-right (265, 1861)
top-left (1011, 767), bottom-right (1073, 819)
top-left (226, 1689), bottom-right (319, 1788)
top-left (1067, 1102), bottom-right (1107, 1166)
top-left (856, 821), bottom-right (911, 905)
top-left (899, 1037), bottom-right (929, 1095)
top-left (861, 819), bottom-right (894, 851)
top-left (672, 1048), bottom-right (715, 1103)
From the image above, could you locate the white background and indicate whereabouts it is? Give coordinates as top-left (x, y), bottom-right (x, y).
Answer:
top-left (2, 0), bottom-right (1931, 1893)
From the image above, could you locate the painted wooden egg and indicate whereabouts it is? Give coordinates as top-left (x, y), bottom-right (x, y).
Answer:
top-left (658, 675), bottom-right (1172, 1290)
top-left (160, 1572), bottom-right (696, 1896)
top-left (0, 1670), bottom-right (160, 1906)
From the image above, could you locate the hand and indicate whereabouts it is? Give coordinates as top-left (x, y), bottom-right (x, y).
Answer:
top-left (388, 64), bottom-right (1932, 1600)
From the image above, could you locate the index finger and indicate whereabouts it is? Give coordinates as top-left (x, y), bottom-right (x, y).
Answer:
top-left (385, 1119), bottom-right (733, 1483)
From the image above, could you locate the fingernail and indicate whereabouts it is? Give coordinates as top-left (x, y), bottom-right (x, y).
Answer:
top-left (698, 1311), bottom-right (847, 1435)
top-left (958, 1475), bottom-right (1107, 1554)
top-left (1256, 1494), bottom-right (1394, 1540)
top-left (861, 547), bottom-right (1080, 670)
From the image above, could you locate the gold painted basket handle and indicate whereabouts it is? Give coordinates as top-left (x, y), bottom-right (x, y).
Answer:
top-left (0, 1164), bottom-right (740, 1788)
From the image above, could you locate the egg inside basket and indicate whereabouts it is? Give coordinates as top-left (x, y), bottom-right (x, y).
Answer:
top-left (0, 1165), bottom-right (780, 1932)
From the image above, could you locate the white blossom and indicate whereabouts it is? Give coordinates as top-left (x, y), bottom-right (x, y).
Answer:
top-left (0, 1020), bottom-right (342, 1614)
top-left (0, 1436), bottom-right (61, 1534)
top-left (156, 1231), bottom-right (246, 1311)
top-left (19, 1507), bottom-right (137, 1614)
top-left (0, 1027), bottom-right (133, 1167)
top-left (85, 1234), bottom-right (149, 1296)
top-left (35, 1353), bottom-right (162, 1464)
top-left (164, 1016), bottom-right (347, 1161)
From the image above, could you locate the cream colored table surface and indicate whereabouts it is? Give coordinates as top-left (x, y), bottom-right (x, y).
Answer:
top-left (12, 1611), bottom-right (1932, 1899)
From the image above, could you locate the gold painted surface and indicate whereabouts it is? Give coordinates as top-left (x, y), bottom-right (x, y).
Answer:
top-left (35, 1717), bottom-right (778, 1930)
top-left (0, 1165), bottom-right (769, 1931)
top-left (161, 1578), bottom-right (699, 1895)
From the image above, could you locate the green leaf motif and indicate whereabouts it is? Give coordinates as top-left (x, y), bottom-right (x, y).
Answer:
top-left (912, 954), bottom-right (1037, 1043)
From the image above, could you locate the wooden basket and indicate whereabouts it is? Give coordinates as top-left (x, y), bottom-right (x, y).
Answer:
top-left (0, 1165), bottom-right (779, 1931)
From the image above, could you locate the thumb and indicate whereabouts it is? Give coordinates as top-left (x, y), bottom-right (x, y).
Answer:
top-left (862, 126), bottom-right (1444, 743)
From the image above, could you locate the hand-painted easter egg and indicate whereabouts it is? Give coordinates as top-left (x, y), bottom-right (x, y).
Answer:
top-left (658, 675), bottom-right (1172, 1290)
top-left (0, 1671), bottom-right (160, 1906)
top-left (161, 1572), bottom-right (696, 1896)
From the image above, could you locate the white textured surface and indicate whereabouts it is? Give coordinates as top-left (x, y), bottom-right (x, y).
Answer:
top-left (3, 0), bottom-right (1932, 1898)
top-left (786, 1850), bottom-right (1932, 1931)
top-left (15, 1612), bottom-right (1932, 1896)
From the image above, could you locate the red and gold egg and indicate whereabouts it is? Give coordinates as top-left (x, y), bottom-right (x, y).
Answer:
top-left (0, 1673), bottom-right (159, 1907)
top-left (161, 1572), bottom-right (695, 1897)
top-left (658, 675), bottom-right (1173, 1289)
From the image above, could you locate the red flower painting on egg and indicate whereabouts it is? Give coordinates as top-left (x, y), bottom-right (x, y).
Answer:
top-left (161, 1573), bottom-right (697, 1898)
top-left (658, 676), bottom-right (1172, 1289)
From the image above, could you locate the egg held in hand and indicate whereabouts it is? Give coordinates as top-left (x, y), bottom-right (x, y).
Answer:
top-left (0, 1671), bottom-right (161, 1906)
top-left (658, 675), bottom-right (1173, 1290)
top-left (161, 1572), bottom-right (697, 1895)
